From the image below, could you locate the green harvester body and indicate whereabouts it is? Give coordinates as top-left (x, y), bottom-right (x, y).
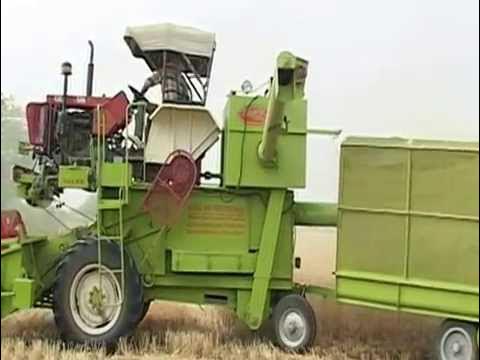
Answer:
top-left (1, 26), bottom-right (478, 351)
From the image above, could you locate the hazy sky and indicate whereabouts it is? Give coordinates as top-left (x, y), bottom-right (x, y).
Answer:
top-left (2, 0), bottom-right (479, 201)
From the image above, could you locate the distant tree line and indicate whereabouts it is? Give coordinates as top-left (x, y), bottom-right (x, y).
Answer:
top-left (1, 93), bottom-right (26, 208)
top-left (1, 93), bottom-right (23, 117)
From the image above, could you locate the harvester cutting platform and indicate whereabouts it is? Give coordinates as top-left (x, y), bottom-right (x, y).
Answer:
top-left (1, 23), bottom-right (479, 358)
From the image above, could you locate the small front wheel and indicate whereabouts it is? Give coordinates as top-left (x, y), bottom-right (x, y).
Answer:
top-left (272, 294), bottom-right (317, 352)
top-left (436, 321), bottom-right (479, 360)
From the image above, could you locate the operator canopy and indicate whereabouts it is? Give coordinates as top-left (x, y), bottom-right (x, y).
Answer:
top-left (124, 23), bottom-right (216, 64)
top-left (125, 23), bottom-right (220, 161)
top-left (125, 23), bottom-right (216, 105)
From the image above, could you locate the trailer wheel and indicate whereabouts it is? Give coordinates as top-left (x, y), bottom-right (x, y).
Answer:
top-left (53, 240), bottom-right (143, 348)
top-left (436, 321), bottom-right (479, 360)
top-left (272, 294), bottom-right (316, 352)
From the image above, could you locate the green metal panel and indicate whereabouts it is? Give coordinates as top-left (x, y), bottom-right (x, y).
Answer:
top-left (409, 217), bottom-right (478, 286)
top-left (144, 286), bottom-right (237, 308)
top-left (0, 233), bottom-right (79, 318)
top-left (410, 149), bottom-right (478, 217)
top-left (222, 95), bottom-right (307, 189)
top-left (171, 251), bottom-right (257, 273)
top-left (21, 234), bottom-right (78, 294)
top-left (305, 285), bottom-right (337, 300)
top-left (1, 244), bottom-right (23, 292)
top-left (107, 186), bottom-right (294, 327)
top-left (338, 211), bottom-right (407, 276)
top-left (115, 186), bottom-right (295, 282)
top-left (148, 273), bottom-right (292, 291)
top-left (335, 272), bottom-right (479, 322)
top-left (1, 244), bottom-right (24, 318)
top-left (100, 162), bottom-right (132, 188)
top-left (340, 146), bottom-right (409, 210)
top-left (58, 166), bottom-right (91, 189)
top-left (13, 278), bottom-right (35, 310)
top-left (164, 189), bottom-right (255, 254)
top-left (337, 137), bottom-right (479, 323)
top-left (97, 185), bottom-right (295, 329)
top-left (236, 290), bottom-right (252, 323)
top-left (1, 244), bottom-right (36, 318)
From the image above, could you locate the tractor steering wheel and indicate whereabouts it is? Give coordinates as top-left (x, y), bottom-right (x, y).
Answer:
top-left (128, 85), bottom-right (149, 103)
top-left (128, 85), bottom-right (158, 114)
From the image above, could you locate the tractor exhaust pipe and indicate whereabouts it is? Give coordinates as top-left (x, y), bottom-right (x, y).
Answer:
top-left (86, 40), bottom-right (94, 97)
top-left (61, 62), bottom-right (72, 113)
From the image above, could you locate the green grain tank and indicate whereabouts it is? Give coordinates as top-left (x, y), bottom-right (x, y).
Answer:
top-left (336, 137), bottom-right (479, 359)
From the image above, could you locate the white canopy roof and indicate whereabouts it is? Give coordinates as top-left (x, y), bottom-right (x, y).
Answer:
top-left (125, 23), bottom-right (216, 58)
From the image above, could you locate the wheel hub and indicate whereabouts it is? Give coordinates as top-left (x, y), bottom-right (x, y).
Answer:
top-left (89, 286), bottom-right (107, 312)
top-left (70, 264), bottom-right (122, 336)
top-left (441, 327), bottom-right (473, 360)
top-left (279, 310), bottom-right (307, 348)
top-left (452, 342), bottom-right (461, 354)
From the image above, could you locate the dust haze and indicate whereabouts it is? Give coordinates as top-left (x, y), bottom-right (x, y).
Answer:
top-left (2, 0), bottom-right (479, 202)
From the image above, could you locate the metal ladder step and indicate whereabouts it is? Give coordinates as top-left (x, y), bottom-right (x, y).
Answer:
top-left (98, 236), bottom-right (122, 241)
top-left (98, 268), bottom-right (124, 274)
top-left (94, 107), bottom-right (131, 308)
top-left (98, 199), bottom-right (125, 210)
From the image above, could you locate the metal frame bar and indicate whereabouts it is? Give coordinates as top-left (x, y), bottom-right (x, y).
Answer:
top-left (339, 206), bottom-right (479, 222)
top-left (184, 73), bottom-right (203, 102)
top-left (336, 271), bottom-right (479, 295)
top-left (202, 46), bottom-right (216, 102)
top-left (180, 53), bottom-right (210, 105)
top-left (338, 298), bottom-right (479, 324)
top-left (343, 143), bottom-right (478, 153)
top-left (94, 104), bottom-right (134, 307)
top-left (247, 189), bottom-right (286, 329)
top-left (181, 54), bottom-right (204, 87)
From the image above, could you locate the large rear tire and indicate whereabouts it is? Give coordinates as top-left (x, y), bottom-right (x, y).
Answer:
top-left (271, 294), bottom-right (317, 352)
top-left (435, 321), bottom-right (479, 360)
top-left (138, 300), bottom-right (152, 324)
top-left (53, 240), bottom-right (143, 348)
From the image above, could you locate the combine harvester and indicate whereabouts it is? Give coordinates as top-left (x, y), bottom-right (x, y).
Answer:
top-left (1, 23), bottom-right (478, 358)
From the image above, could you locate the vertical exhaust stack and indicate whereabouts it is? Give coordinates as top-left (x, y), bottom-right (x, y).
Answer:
top-left (86, 41), bottom-right (94, 97)
top-left (61, 61), bottom-right (72, 113)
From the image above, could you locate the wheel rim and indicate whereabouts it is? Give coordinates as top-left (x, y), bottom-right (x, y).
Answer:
top-left (70, 264), bottom-right (122, 336)
top-left (278, 308), bottom-right (308, 349)
top-left (441, 326), bottom-right (474, 360)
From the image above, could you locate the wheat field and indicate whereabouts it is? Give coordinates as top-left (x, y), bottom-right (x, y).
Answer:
top-left (1, 228), bottom-right (439, 359)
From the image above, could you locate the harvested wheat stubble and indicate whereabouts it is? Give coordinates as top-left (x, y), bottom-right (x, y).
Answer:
top-left (1, 301), bottom-right (438, 360)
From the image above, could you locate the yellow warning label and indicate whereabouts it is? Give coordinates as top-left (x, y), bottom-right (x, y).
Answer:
top-left (186, 204), bottom-right (248, 236)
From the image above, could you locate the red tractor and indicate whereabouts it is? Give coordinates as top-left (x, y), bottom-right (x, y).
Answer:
top-left (14, 42), bottom-right (130, 207)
